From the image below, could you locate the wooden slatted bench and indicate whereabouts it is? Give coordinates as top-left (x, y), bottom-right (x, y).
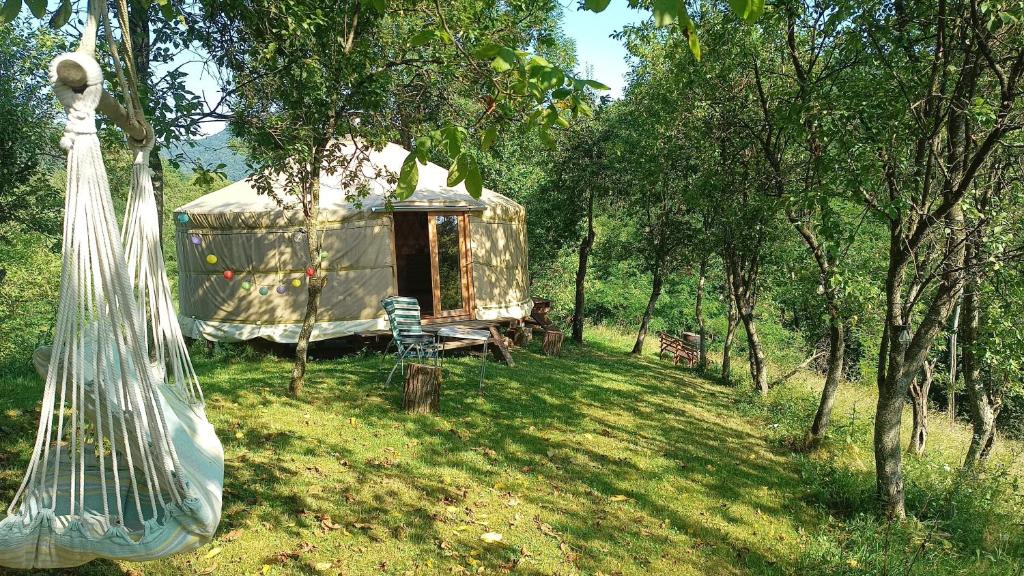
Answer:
top-left (658, 332), bottom-right (701, 367)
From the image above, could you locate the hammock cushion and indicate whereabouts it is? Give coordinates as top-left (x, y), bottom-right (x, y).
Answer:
top-left (0, 345), bottom-right (223, 568)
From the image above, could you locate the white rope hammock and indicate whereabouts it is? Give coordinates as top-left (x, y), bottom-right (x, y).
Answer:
top-left (0, 1), bottom-right (222, 568)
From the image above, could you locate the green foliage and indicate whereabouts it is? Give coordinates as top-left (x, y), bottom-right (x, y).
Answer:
top-left (0, 229), bottom-right (60, 376)
top-left (740, 374), bottom-right (1024, 575)
top-left (0, 22), bottom-right (65, 242)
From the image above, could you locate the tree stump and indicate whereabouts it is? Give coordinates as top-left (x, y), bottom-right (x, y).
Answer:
top-left (512, 325), bottom-right (532, 348)
top-left (542, 330), bottom-right (564, 357)
top-left (403, 363), bottom-right (441, 414)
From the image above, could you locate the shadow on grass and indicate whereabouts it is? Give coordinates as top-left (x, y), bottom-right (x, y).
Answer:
top-left (1, 335), bottom-right (815, 575)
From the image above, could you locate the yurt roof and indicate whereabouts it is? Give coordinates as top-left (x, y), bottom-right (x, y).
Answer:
top-left (176, 142), bottom-right (524, 229)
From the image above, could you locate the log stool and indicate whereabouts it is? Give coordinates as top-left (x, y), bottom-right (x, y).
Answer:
top-left (542, 329), bottom-right (564, 357)
top-left (403, 363), bottom-right (442, 414)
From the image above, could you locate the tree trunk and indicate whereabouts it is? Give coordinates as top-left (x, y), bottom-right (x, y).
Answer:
top-left (721, 268), bottom-right (738, 384)
top-left (875, 375), bottom-right (908, 519)
top-left (875, 206), bottom-right (966, 519)
top-left (571, 190), bottom-right (596, 344)
top-left (290, 169), bottom-right (324, 398)
top-left (907, 360), bottom-right (934, 456)
top-left (962, 266), bottom-right (998, 468)
top-left (875, 239), bottom-right (912, 520)
top-left (948, 296), bottom-right (962, 422)
top-left (806, 317), bottom-right (845, 446)
top-left (128, 0), bottom-right (165, 242)
top-left (739, 309), bottom-right (768, 394)
top-left (725, 246), bottom-right (766, 392)
top-left (290, 276), bottom-right (324, 397)
top-left (632, 267), bottom-right (664, 354)
top-left (696, 257), bottom-right (708, 371)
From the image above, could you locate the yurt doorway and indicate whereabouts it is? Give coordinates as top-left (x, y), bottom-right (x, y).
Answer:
top-left (393, 212), bottom-right (473, 320)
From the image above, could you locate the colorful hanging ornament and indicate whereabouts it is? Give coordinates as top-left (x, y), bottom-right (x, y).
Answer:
top-left (305, 266), bottom-right (315, 277)
top-left (291, 278), bottom-right (302, 288)
top-left (259, 286), bottom-right (270, 296)
top-left (190, 233), bottom-right (202, 245)
top-left (319, 251), bottom-right (329, 261)
top-left (206, 254), bottom-right (218, 265)
top-left (276, 285), bottom-right (287, 295)
top-left (223, 270), bottom-right (234, 281)
top-left (241, 281), bottom-right (252, 291)
top-left (176, 213), bottom-right (190, 225)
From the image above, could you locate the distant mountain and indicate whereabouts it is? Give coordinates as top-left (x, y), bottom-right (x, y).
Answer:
top-left (165, 129), bottom-right (249, 183)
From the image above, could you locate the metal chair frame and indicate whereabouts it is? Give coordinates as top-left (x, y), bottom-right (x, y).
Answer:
top-left (380, 296), bottom-right (441, 386)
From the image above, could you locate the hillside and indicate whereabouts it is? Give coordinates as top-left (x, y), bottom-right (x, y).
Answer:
top-left (165, 128), bottom-right (248, 182)
top-left (1, 327), bottom-right (1020, 575)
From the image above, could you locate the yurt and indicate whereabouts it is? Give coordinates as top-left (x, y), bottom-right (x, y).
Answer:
top-left (174, 142), bottom-right (530, 343)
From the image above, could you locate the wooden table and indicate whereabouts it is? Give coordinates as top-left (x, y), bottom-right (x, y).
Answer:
top-left (434, 326), bottom-right (491, 392)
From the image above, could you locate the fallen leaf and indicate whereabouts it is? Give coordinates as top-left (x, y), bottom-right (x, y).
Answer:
top-left (204, 546), bottom-right (223, 560)
top-left (221, 528), bottom-right (244, 542)
top-left (314, 561), bottom-right (334, 571)
top-left (272, 550), bottom-right (301, 563)
top-left (319, 515), bottom-right (341, 531)
top-left (559, 541), bottom-right (579, 563)
top-left (535, 519), bottom-right (558, 538)
top-left (609, 495), bottom-right (629, 502)
top-left (480, 532), bottom-right (503, 544)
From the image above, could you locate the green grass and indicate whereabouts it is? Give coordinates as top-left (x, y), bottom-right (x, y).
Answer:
top-left (1, 328), bottom-right (1021, 575)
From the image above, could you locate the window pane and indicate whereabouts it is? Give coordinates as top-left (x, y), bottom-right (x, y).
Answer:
top-left (435, 215), bottom-right (464, 312)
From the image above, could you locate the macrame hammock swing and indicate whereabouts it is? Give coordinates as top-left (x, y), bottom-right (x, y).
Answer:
top-left (0, 0), bottom-right (223, 568)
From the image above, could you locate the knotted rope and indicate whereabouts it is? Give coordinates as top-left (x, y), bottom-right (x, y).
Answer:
top-left (49, 53), bottom-right (102, 151)
top-left (0, 1), bottom-right (221, 568)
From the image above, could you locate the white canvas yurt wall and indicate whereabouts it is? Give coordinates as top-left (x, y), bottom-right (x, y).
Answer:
top-left (174, 142), bottom-right (530, 343)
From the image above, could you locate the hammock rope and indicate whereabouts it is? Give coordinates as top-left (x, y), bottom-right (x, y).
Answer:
top-left (0, 1), bottom-right (222, 568)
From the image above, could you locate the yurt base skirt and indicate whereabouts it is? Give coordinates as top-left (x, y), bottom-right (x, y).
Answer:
top-left (178, 300), bottom-right (534, 344)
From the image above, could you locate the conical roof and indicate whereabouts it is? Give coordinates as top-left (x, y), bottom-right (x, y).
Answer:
top-left (175, 142), bottom-right (524, 229)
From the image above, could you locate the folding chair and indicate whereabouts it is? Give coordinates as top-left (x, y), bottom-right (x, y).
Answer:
top-left (380, 296), bottom-right (441, 386)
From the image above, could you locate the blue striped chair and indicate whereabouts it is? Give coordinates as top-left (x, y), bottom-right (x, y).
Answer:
top-left (381, 296), bottom-right (441, 386)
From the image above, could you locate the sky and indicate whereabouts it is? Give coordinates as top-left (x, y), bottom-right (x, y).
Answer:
top-left (560, 2), bottom-right (644, 99)
top-left (181, 3), bottom-right (645, 135)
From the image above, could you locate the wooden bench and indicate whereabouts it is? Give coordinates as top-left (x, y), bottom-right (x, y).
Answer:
top-left (658, 332), bottom-right (701, 367)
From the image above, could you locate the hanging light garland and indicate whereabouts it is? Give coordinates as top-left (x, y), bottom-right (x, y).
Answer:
top-left (191, 230), bottom-right (312, 297)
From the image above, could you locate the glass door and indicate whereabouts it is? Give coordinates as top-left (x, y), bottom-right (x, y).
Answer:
top-left (429, 213), bottom-right (472, 319)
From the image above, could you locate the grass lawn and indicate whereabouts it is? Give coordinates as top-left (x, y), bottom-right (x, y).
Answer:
top-left (0, 329), bottom-right (1021, 575)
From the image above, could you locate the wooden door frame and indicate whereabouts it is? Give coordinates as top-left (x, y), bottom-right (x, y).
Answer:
top-left (392, 211), bottom-right (475, 323)
top-left (427, 212), bottom-right (474, 321)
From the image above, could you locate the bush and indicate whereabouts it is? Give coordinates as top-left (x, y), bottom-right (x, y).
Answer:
top-left (0, 228), bottom-right (60, 378)
top-left (741, 376), bottom-right (1024, 575)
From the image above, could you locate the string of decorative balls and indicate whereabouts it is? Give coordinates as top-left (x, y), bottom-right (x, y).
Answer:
top-left (179, 212), bottom-right (323, 295)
